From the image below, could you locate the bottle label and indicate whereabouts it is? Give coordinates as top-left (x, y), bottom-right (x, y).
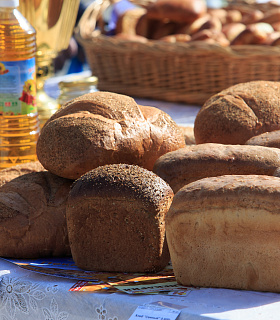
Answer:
top-left (0, 58), bottom-right (37, 115)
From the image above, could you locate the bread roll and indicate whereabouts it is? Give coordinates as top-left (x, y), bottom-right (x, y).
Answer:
top-left (153, 143), bottom-right (280, 193)
top-left (166, 174), bottom-right (280, 292)
top-left (190, 29), bottom-right (230, 46)
top-left (179, 126), bottom-right (195, 144)
top-left (231, 23), bottom-right (273, 45)
top-left (0, 171), bottom-right (72, 258)
top-left (260, 8), bottom-right (280, 24)
top-left (160, 34), bottom-right (191, 43)
top-left (66, 164), bottom-right (173, 272)
top-left (194, 81), bottom-right (280, 145)
top-left (222, 22), bottom-right (246, 42)
top-left (0, 161), bottom-right (45, 187)
top-left (36, 91), bottom-right (185, 180)
top-left (245, 130), bottom-right (280, 148)
top-left (146, 0), bottom-right (207, 24)
top-left (207, 8), bottom-right (228, 25)
top-left (115, 7), bottom-right (147, 35)
top-left (241, 9), bottom-right (264, 25)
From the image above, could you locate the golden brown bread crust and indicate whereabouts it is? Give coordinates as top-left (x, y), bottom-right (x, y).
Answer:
top-left (166, 174), bottom-right (280, 292)
top-left (66, 164), bottom-right (173, 272)
top-left (37, 92), bottom-right (185, 180)
top-left (0, 171), bottom-right (72, 258)
top-left (0, 161), bottom-right (45, 187)
top-left (115, 7), bottom-right (147, 36)
top-left (153, 143), bottom-right (280, 193)
top-left (245, 130), bottom-right (280, 148)
top-left (178, 126), bottom-right (195, 145)
top-left (146, 0), bottom-right (207, 24)
top-left (231, 23), bottom-right (273, 45)
top-left (194, 81), bottom-right (280, 145)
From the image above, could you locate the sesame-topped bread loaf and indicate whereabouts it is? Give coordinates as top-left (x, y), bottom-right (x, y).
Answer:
top-left (194, 81), bottom-right (280, 145)
top-left (153, 143), bottom-right (280, 193)
top-left (36, 91), bottom-right (185, 180)
top-left (66, 164), bottom-right (173, 272)
top-left (166, 174), bottom-right (280, 292)
top-left (0, 170), bottom-right (73, 258)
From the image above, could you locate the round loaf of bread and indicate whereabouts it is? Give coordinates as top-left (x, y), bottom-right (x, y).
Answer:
top-left (153, 143), bottom-right (280, 193)
top-left (66, 164), bottom-right (173, 272)
top-left (0, 171), bottom-right (72, 258)
top-left (166, 174), bottom-right (280, 292)
top-left (0, 161), bottom-right (45, 187)
top-left (245, 130), bottom-right (280, 148)
top-left (194, 81), bottom-right (280, 145)
top-left (36, 91), bottom-right (185, 180)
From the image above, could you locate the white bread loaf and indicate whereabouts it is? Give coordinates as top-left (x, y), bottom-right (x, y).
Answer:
top-left (166, 175), bottom-right (280, 292)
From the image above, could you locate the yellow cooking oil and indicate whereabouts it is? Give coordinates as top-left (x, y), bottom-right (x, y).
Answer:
top-left (0, 0), bottom-right (40, 170)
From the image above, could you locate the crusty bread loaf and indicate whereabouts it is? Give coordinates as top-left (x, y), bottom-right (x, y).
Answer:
top-left (194, 81), bottom-right (280, 145)
top-left (36, 91), bottom-right (185, 180)
top-left (66, 164), bottom-right (173, 272)
top-left (0, 161), bottom-right (45, 187)
top-left (246, 130), bottom-right (280, 148)
top-left (153, 143), bottom-right (280, 193)
top-left (0, 170), bottom-right (72, 258)
top-left (166, 174), bottom-right (280, 292)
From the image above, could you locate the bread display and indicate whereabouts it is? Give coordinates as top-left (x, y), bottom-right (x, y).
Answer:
top-left (66, 164), bottom-right (173, 272)
top-left (153, 143), bottom-right (280, 193)
top-left (36, 91), bottom-right (185, 180)
top-left (194, 81), bottom-right (280, 145)
top-left (0, 161), bottom-right (45, 187)
top-left (166, 174), bottom-right (280, 292)
top-left (245, 130), bottom-right (280, 148)
top-left (0, 170), bottom-right (72, 258)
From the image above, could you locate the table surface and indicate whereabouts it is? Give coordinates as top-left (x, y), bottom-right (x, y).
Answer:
top-left (0, 257), bottom-right (280, 320)
top-left (2, 73), bottom-right (277, 319)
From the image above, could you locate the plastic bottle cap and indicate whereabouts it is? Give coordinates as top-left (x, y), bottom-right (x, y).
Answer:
top-left (0, 0), bottom-right (19, 7)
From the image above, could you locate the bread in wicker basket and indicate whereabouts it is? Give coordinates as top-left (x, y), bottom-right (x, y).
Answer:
top-left (76, 0), bottom-right (280, 105)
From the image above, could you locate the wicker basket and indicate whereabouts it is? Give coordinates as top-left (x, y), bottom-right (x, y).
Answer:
top-left (75, 0), bottom-right (280, 106)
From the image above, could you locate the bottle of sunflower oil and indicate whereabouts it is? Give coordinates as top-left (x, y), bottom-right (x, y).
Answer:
top-left (0, 0), bottom-right (40, 170)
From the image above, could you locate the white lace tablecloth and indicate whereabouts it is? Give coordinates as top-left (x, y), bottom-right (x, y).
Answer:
top-left (0, 257), bottom-right (280, 320)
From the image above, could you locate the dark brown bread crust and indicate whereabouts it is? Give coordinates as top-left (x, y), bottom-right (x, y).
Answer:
top-left (245, 130), bottom-right (280, 148)
top-left (0, 171), bottom-right (72, 258)
top-left (166, 174), bottom-right (280, 292)
top-left (36, 92), bottom-right (185, 180)
top-left (66, 164), bottom-right (173, 272)
top-left (194, 81), bottom-right (280, 145)
top-left (153, 143), bottom-right (280, 193)
top-left (0, 161), bottom-right (45, 187)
